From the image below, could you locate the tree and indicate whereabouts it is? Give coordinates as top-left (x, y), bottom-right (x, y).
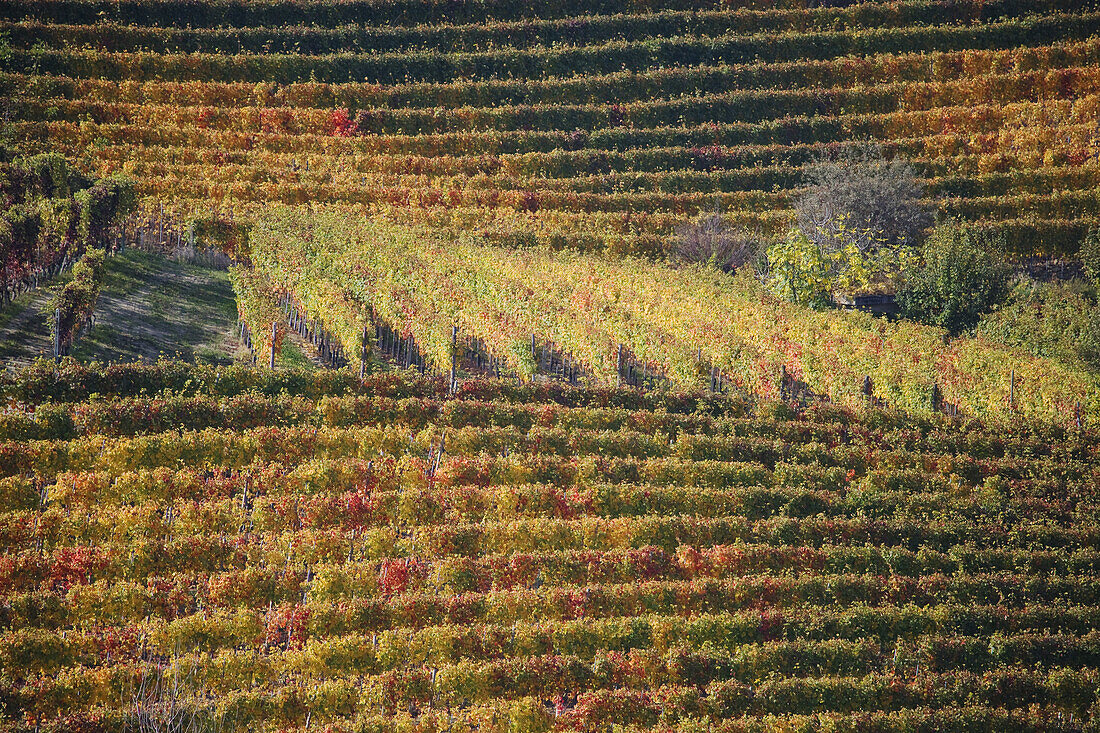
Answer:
top-left (673, 210), bottom-right (761, 274)
top-left (897, 223), bottom-right (1011, 335)
top-left (795, 144), bottom-right (934, 255)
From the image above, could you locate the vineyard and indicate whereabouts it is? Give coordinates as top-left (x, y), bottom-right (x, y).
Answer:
top-left (2, 0), bottom-right (1100, 255)
top-left (0, 361), bottom-right (1097, 731)
top-left (3, 1), bottom-right (1100, 730)
top-left (234, 208), bottom-right (1100, 426)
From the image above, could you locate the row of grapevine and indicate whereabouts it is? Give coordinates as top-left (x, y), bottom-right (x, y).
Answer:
top-left (12, 11), bottom-right (1099, 85)
top-left (11, 0), bottom-right (1100, 264)
top-left (6, 0), bottom-right (1072, 54)
top-left (19, 61), bottom-right (1100, 134)
top-left (243, 208), bottom-right (1099, 424)
top-left (15, 38), bottom-right (1098, 111)
top-left (0, 361), bottom-right (1096, 731)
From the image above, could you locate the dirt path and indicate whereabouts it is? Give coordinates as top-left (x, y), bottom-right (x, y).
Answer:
top-left (0, 287), bottom-right (59, 367)
top-left (284, 329), bottom-right (328, 368)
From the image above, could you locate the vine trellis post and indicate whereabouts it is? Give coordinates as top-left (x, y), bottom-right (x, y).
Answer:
top-left (449, 325), bottom-right (458, 394)
top-left (360, 323), bottom-right (370, 380)
top-left (1009, 369), bottom-right (1015, 411)
top-left (269, 322), bottom-right (277, 369)
top-left (53, 308), bottom-right (61, 363)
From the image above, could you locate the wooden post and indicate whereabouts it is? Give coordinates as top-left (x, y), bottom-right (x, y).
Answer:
top-left (616, 344), bottom-right (624, 386)
top-left (449, 326), bottom-right (458, 394)
top-left (53, 308), bottom-right (61, 363)
top-left (270, 322), bottom-right (277, 369)
top-left (931, 383), bottom-right (941, 413)
top-left (360, 324), bottom-right (369, 380)
top-left (1075, 401), bottom-right (1082, 429)
top-left (862, 375), bottom-right (873, 400)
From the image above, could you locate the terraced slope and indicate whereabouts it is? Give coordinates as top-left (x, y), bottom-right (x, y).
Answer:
top-left (0, 362), bottom-right (1098, 731)
top-left (4, 0), bottom-right (1100, 255)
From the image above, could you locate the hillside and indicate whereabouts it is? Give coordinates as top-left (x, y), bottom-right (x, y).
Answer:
top-left (3, 2), bottom-right (1100, 731)
top-left (3, 0), bottom-right (1099, 256)
top-left (0, 363), bottom-right (1098, 731)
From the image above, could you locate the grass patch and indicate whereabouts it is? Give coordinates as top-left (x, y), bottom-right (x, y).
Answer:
top-left (2, 249), bottom-right (243, 369)
top-left (277, 338), bottom-right (315, 370)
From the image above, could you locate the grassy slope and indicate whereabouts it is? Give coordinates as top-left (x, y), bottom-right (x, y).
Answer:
top-left (0, 249), bottom-right (246, 370)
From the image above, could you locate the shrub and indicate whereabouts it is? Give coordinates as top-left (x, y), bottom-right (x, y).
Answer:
top-left (673, 211), bottom-right (762, 274)
top-left (1079, 317), bottom-right (1100, 373)
top-left (897, 223), bottom-right (1011, 336)
top-left (765, 228), bottom-right (831, 309)
top-left (976, 278), bottom-right (1100, 374)
top-left (1082, 226), bottom-right (1100, 287)
top-left (777, 146), bottom-right (929, 298)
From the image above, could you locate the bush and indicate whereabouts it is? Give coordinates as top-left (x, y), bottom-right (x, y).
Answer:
top-left (779, 146), bottom-right (929, 299)
top-left (795, 144), bottom-right (934, 254)
top-left (1079, 317), bottom-right (1100, 373)
top-left (976, 278), bottom-right (1100, 374)
top-left (1083, 226), bottom-right (1100, 287)
top-left (765, 228), bottom-right (831, 309)
top-left (897, 223), bottom-right (1011, 336)
top-left (673, 211), bottom-right (762, 274)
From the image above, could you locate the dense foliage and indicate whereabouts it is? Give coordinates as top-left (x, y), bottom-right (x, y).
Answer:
top-left (976, 279), bottom-right (1100, 374)
top-left (48, 247), bottom-right (106, 356)
top-left (0, 362), bottom-right (1096, 732)
top-left (1083, 226), bottom-right (1100, 287)
top-left (4, 1), bottom-right (1100, 256)
top-left (896, 223), bottom-right (1012, 336)
top-left (0, 151), bottom-right (134, 305)
top-left (793, 145), bottom-right (933, 254)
